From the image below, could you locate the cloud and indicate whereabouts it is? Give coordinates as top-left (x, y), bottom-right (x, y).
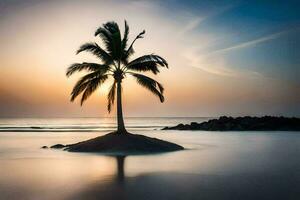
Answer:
top-left (183, 28), bottom-right (295, 77)
top-left (208, 29), bottom-right (292, 55)
top-left (177, 3), bottom-right (238, 37)
top-left (184, 49), bottom-right (263, 78)
top-left (177, 17), bottom-right (203, 36)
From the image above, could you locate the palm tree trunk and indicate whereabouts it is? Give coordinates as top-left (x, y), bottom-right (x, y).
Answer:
top-left (116, 81), bottom-right (126, 134)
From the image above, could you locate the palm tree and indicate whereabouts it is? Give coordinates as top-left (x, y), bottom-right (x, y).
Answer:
top-left (66, 21), bottom-right (168, 134)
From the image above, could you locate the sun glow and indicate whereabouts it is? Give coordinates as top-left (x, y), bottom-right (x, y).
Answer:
top-left (0, 0), bottom-right (299, 117)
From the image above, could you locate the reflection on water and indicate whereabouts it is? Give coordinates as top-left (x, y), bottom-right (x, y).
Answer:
top-left (116, 156), bottom-right (125, 183)
top-left (0, 130), bottom-right (299, 200)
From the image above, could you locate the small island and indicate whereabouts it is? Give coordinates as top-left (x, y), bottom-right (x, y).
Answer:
top-left (162, 116), bottom-right (300, 131)
top-left (45, 21), bottom-right (184, 155)
top-left (49, 132), bottom-right (183, 155)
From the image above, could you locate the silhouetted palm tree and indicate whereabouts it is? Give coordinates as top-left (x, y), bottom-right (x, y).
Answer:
top-left (66, 21), bottom-right (168, 134)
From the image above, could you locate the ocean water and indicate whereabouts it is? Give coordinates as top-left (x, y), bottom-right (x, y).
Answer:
top-left (0, 117), bottom-right (210, 132)
top-left (0, 117), bottom-right (299, 200)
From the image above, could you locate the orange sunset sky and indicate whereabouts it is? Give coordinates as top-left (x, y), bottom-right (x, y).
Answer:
top-left (0, 0), bottom-right (299, 117)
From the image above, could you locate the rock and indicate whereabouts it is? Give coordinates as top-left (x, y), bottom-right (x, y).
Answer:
top-left (41, 146), bottom-right (48, 149)
top-left (162, 116), bottom-right (300, 131)
top-left (176, 123), bottom-right (186, 130)
top-left (50, 144), bottom-right (65, 149)
top-left (31, 126), bottom-right (42, 129)
top-left (190, 122), bottom-right (198, 126)
top-left (190, 122), bottom-right (199, 130)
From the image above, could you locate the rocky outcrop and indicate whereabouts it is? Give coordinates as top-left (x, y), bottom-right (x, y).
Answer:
top-left (50, 144), bottom-right (66, 149)
top-left (162, 116), bottom-right (300, 131)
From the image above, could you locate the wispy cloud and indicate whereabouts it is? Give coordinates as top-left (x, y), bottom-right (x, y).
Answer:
top-left (183, 47), bottom-right (263, 78)
top-left (177, 3), bottom-right (238, 37)
top-left (195, 59), bottom-right (263, 78)
top-left (177, 17), bottom-right (203, 36)
top-left (208, 29), bottom-right (291, 55)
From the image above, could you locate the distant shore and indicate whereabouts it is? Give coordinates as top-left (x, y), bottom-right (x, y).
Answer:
top-left (162, 116), bottom-right (300, 131)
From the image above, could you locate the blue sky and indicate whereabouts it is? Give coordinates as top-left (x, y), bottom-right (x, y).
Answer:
top-left (162, 0), bottom-right (300, 82)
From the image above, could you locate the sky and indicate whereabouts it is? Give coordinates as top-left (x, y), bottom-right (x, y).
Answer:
top-left (0, 0), bottom-right (299, 117)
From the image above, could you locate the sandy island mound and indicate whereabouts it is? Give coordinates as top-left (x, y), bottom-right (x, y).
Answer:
top-left (48, 132), bottom-right (184, 155)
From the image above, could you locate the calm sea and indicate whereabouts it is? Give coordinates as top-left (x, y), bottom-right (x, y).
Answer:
top-left (0, 117), bottom-right (211, 132)
top-left (0, 117), bottom-right (299, 200)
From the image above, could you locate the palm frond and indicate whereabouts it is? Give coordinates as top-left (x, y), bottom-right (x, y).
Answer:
top-left (103, 21), bottom-right (120, 35)
top-left (70, 71), bottom-right (99, 101)
top-left (66, 62), bottom-right (110, 77)
top-left (70, 71), bottom-right (108, 105)
top-left (68, 21), bottom-right (169, 112)
top-left (129, 72), bottom-right (164, 102)
top-left (121, 47), bottom-right (134, 65)
top-left (80, 74), bottom-right (108, 105)
top-left (137, 30), bottom-right (145, 39)
top-left (95, 27), bottom-right (113, 53)
top-left (95, 21), bottom-right (122, 60)
top-left (77, 43), bottom-right (112, 64)
top-left (121, 20), bottom-right (129, 51)
top-left (123, 30), bottom-right (145, 61)
top-left (126, 54), bottom-right (168, 74)
top-left (107, 81), bottom-right (117, 113)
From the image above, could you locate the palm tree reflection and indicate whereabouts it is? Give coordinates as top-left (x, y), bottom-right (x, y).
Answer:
top-left (115, 156), bottom-right (126, 183)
